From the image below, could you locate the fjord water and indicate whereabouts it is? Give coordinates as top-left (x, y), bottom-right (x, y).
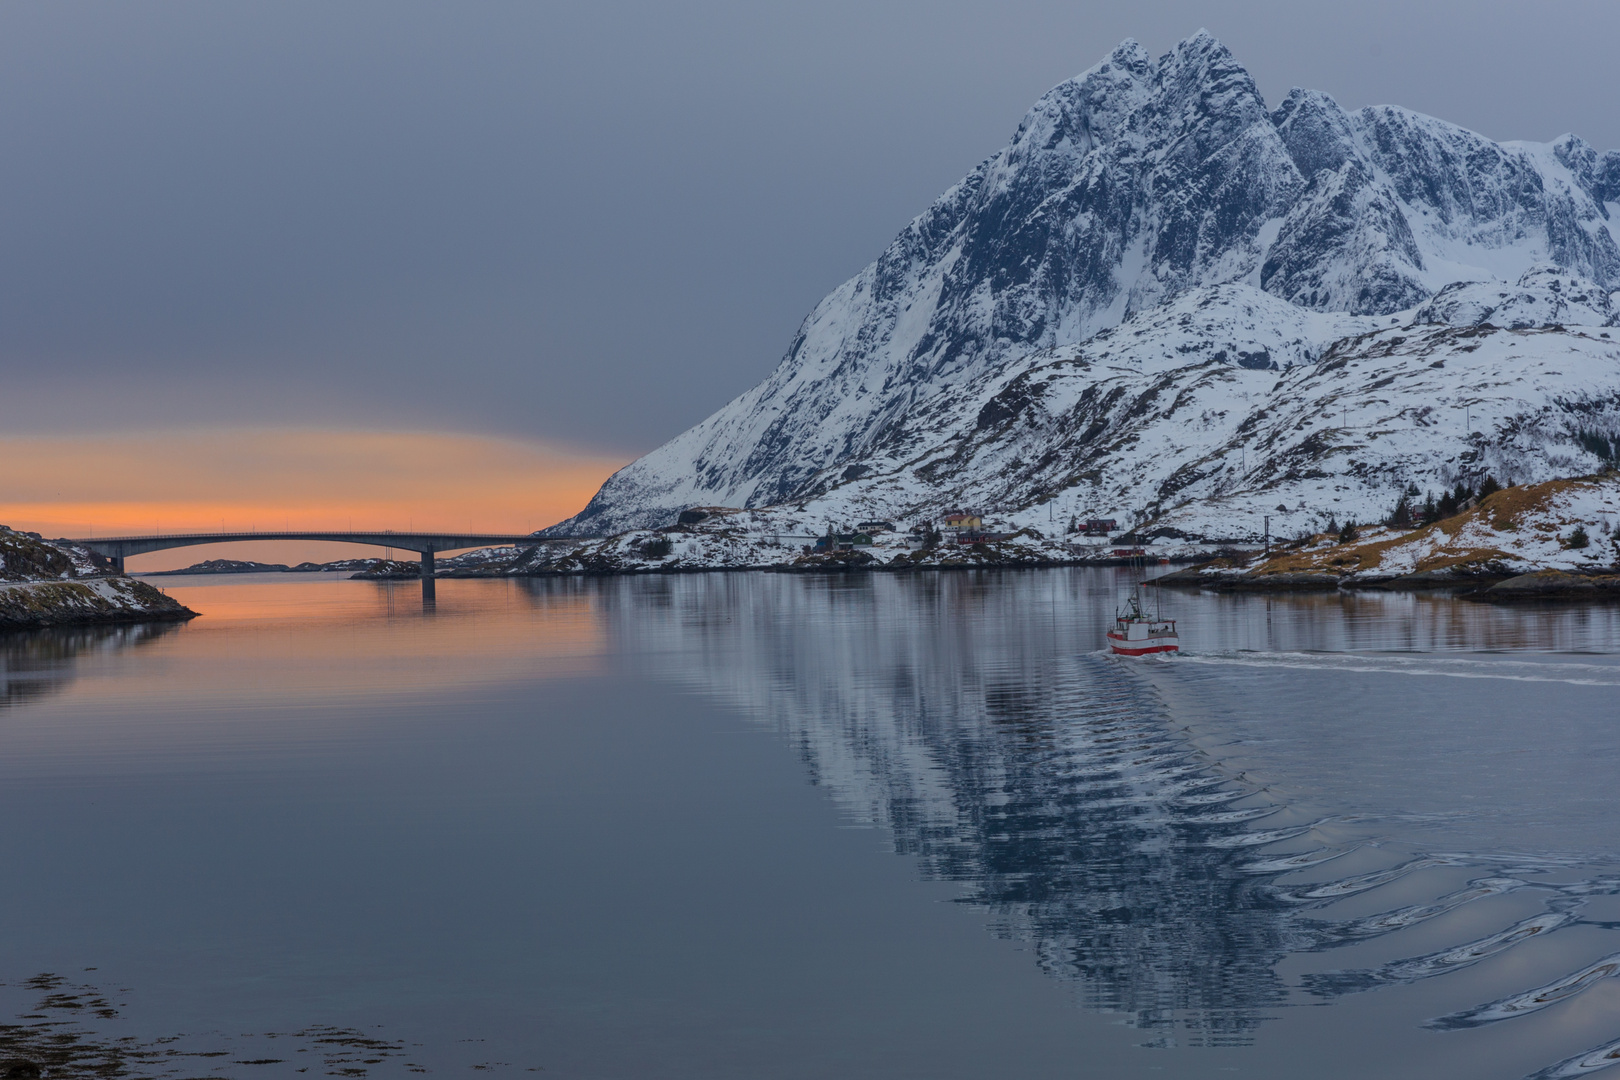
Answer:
top-left (3, 572), bottom-right (1620, 1079)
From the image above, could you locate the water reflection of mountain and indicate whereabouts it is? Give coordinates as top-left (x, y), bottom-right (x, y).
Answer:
top-left (592, 571), bottom-right (1620, 1068)
top-left (0, 623), bottom-right (179, 710)
top-left (598, 572), bottom-right (1302, 1042)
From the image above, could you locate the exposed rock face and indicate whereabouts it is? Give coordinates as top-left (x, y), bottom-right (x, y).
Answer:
top-left (555, 32), bottom-right (1620, 537)
top-left (0, 528), bottom-right (104, 581)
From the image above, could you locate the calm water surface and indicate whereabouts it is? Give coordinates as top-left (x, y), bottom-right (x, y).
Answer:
top-left (2, 569), bottom-right (1619, 1079)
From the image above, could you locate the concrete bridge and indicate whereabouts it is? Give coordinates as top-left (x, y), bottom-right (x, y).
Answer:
top-left (72, 531), bottom-right (567, 576)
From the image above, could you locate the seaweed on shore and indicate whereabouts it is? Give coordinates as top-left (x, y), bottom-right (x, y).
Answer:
top-left (0, 974), bottom-right (529, 1080)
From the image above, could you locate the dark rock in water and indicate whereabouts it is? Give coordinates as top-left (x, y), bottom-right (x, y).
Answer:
top-left (2, 1061), bottom-right (42, 1079)
top-left (1481, 570), bottom-right (1620, 601)
top-left (146, 559), bottom-right (290, 575)
top-left (1353, 568), bottom-right (1507, 590)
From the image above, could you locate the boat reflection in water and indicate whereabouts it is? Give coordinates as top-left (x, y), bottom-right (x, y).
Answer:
top-left (588, 570), bottom-right (1620, 1071)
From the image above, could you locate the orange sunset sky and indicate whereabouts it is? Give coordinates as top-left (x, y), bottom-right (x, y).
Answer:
top-left (0, 428), bottom-right (627, 570)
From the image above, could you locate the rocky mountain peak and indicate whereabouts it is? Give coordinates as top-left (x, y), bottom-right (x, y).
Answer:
top-left (1270, 88), bottom-right (1357, 180)
top-left (1151, 29), bottom-right (1272, 150)
top-left (554, 33), bottom-right (1620, 536)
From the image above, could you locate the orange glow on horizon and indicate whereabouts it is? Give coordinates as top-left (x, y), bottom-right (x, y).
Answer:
top-left (0, 428), bottom-right (628, 570)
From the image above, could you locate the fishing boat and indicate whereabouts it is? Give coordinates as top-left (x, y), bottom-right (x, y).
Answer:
top-left (1106, 584), bottom-right (1179, 656)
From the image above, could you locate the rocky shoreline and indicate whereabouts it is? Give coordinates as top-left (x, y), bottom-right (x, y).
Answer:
top-left (0, 528), bottom-right (197, 630)
top-left (0, 577), bottom-right (197, 630)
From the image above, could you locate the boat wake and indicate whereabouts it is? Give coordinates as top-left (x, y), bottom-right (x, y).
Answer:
top-left (1175, 651), bottom-right (1620, 687)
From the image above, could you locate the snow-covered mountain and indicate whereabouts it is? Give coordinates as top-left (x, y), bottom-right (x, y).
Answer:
top-left (554, 31), bottom-right (1620, 539)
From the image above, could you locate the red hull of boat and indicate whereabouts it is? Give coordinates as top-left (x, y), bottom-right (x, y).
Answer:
top-left (1106, 633), bottom-right (1179, 656)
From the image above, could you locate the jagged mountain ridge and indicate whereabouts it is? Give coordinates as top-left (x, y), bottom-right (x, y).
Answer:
top-left (556, 31), bottom-right (1620, 536)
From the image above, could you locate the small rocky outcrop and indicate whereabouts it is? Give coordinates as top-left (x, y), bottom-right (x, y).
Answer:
top-left (0, 577), bottom-right (195, 629)
top-left (0, 526), bottom-right (197, 629)
top-left (1479, 569), bottom-right (1620, 602)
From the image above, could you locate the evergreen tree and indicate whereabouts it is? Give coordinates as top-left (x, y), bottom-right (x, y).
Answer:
top-left (1338, 520), bottom-right (1359, 544)
top-left (1388, 496), bottom-right (1412, 527)
top-left (1421, 492), bottom-right (1439, 525)
top-left (1567, 526), bottom-right (1590, 549)
top-left (1478, 475), bottom-right (1501, 499)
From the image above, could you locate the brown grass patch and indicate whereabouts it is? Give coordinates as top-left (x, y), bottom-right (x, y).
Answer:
top-left (1246, 475), bottom-right (1609, 579)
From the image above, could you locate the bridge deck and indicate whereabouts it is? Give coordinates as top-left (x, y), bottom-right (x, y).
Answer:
top-left (68, 531), bottom-right (580, 571)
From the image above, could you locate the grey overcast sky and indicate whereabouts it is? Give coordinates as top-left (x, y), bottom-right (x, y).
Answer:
top-left (2, 1), bottom-right (1617, 457)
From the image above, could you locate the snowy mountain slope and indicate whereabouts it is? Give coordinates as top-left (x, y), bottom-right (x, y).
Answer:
top-left (758, 275), bottom-right (1620, 543)
top-left (1412, 264), bottom-right (1615, 328)
top-left (555, 32), bottom-right (1620, 537)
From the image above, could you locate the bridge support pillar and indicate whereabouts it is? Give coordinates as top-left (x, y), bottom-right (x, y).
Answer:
top-left (420, 549), bottom-right (436, 608)
top-left (112, 553), bottom-right (125, 574)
